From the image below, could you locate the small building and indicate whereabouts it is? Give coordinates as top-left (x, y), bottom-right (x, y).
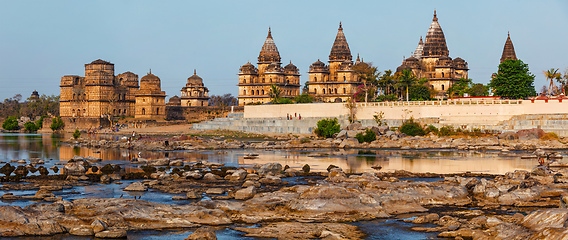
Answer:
top-left (396, 11), bottom-right (469, 95)
top-left (305, 23), bottom-right (365, 103)
top-left (29, 90), bottom-right (39, 102)
top-left (135, 70), bottom-right (166, 119)
top-left (238, 28), bottom-right (300, 105)
top-left (181, 70), bottom-right (210, 107)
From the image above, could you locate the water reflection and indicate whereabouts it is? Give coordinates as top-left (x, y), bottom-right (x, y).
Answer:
top-left (0, 133), bottom-right (554, 175)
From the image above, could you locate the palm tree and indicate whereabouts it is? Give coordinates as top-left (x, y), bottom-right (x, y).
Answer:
top-left (396, 69), bottom-right (417, 101)
top-left (378, 70), bottom-right (394, 95)
top-left (544, 68), bottom-right (561, 96)
top-left (268, 85), bottom-right (282, 103)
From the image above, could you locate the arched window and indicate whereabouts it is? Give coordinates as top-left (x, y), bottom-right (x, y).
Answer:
top-left (256, 90), bottom-right (259, 95)
top-left (335, 88), bottom-right (338, 94)
top-left (262, 78), bottom-right (265, 83)
top-left (270, 78), bottom-right (272, 83)
top-left (314, 77), bottom-right (317, 82)
top-left (343, 88), bottom-right (346, 94)
top-left (442, 72), bottom-right (445, 78)
top-left (118, 109), bottom-right (121, 114)
top-left (73, 94), bottom-right (76, 100)
top-left (142, 108), bottom-right (146, 115)
top-left (343, 76), bottom-right (346, 81)
top-left (243, 90), bottom-right (246, 95)
top-left (314, 89), bottom-right (317, 94)
top-left (323, 89), bottom-right (326, 94)
top-left (442, 85), bottom-right (445, 90)
top-left (261, 90), bottom-right (264, 95)
top-left (113, 109), bottom-right (116, 115)
top-left (334, 77), bottom-right (337, 81)
top-left (156, 107), bottom-right (159, 115)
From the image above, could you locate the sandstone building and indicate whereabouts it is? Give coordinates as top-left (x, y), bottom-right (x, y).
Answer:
top-left (238, 28), bottom-right (300, 105)
top-left (60, 59), bottom-right (139, 125)
top-left (135, 70), bottom-right (166, 119)
top-left (181, 70), bottom-right (210, 107)
top-left (396, 11), bottom-right (469, 94)
top-left (305, 23), bottom-right (366, 103)
top-left (500, 32), bottom-right (517, 63)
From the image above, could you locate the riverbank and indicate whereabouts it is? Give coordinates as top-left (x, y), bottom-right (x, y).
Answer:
top-left (2, 160), bottom-right (568, 239)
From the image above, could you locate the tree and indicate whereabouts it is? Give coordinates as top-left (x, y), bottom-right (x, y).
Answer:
top-left (293, 93), bottom-right (314, 103)
top-left (314, 118), bottom-right (341, 138)
top-left (24, 121), bottom-right (39, 132)
top-left (409, 85), bottom-right (431, 101)
top-left (489, 59), bottom-right (536, 99)
top-left (378, 70), bottom-right (395, 96)
top-left (268, 85), bottom-right (282, 103)
top-left (2, 116), bottom-right (19, 130)
top-left (352, 63), bottom-right (380, 102)
top-left (50, 116), bottom-right (65, 131)
top-left (468, 83), bottom-right (489, 97)
top-left (396, 69), bottom-right (417, 101)
top-left (447, 78), bottom-right (472, 98)
top-left (544, 68), bottom-right (561, 96)
top-left (209, 94), bottom-right (238, 107)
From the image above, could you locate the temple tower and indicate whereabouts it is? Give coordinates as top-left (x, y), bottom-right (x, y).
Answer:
top-left (500, 32), bottom-right (517, 63)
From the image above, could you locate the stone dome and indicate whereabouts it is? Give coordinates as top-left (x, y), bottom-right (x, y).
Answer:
top-left (239, 62), bottom-right (258, 74)
top-left (309, 59), bottom-right (329, 72)
top-left (187, 70), bottom-right (204, 86)
top-left (140, 71), bottom-right (161, 90)
top-left (284, 61), bottom-right (299, 74)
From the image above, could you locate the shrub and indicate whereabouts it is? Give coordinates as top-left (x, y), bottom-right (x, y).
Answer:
top-left (376, 94), bottom-right (398, 102)
top-left (399, 118), bottom-right (425, 136)
top-left (73, 129), bottom-right (81, 139)
top-left (24, 121), bottom-right (39, 132)
top-left (355, 129), bottom-right (377, 143)
top-left (50, 116), bottom-right (64, 131)
top-left (439, 126), bottom-right (455, 136)
top-left (541, 132), bottom-right (560, 141)
top-left (2, 116), bottom-right (19, 130)
top-left (424, 125), bottom-right (439, 135)
top-left (277, 98), bottom-right (294, 104)
top-left (294, 93), bottom-right (314, 103)
top-left (314, 118), bottom-right (341, 138)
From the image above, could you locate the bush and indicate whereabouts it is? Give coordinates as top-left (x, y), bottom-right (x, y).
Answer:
top-left (314, 118), bottom-right (341, 138)
top-left (399, 118), bottom-right (425, 136)
top-left (424, 125), bottom-right (439, 135)
top-left (50, 116), bottom-right (64, 131)
top-left (439, 126), bottom-right (455, 136)
top-left (355, 129), bottom-right (377, 143)
top-left (24, 121), bottom-right (39, 132)
top-left (294, 93), bottom-right (314, 103)
top-left (2, 116), bottom-right (19, 130)
top-left (277, 98), bottom-right (294, 104)
top-left (541, 132), bottom-right (560, 141)
top-left (376, 94), bottom-right (398, 102)
top-left (73, 129), bottom-right (81, 139)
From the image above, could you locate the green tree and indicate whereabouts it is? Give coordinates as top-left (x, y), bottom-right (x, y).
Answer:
top-left (447, 78), bottom-right (473, 98)
top-left (378, 70), bottom-right (395, 96)
top-left (489, 60), bottom-right (536, 99)
top-left (268, 85), bottom-right (282, 103)
top-left (409, 85), bottom-right (431, 101)
top-left (24, 121), bottom-right (39, 132)
top-left (399, 118), bottom-right (425, 136)
top-left (352, 63), bottom-right (380, 102)
top-left (293, 93), bottom-right (314, 103)
top-left (50, 116), bottom-right (65, 131)
top-left (396, 69), bottom-right (417, 101)
top-left (2, 116), bottom-right (19, 130)
top-left (468, 83), bottom-right (489, 97)
top-left (544, 68), bottom-right (561, 96)
top-left (73, 129), bottom-right (81, 139)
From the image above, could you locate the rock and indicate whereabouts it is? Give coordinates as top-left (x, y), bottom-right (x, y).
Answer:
top-left (63, 161), bottom-right (86, 175)
top-left (521, 209), bottom-right (568, 231)
top-left (71, 155), bottom-right (84, 161)
top-left (346, 130), bottom-right (361, 138)
top-left (169, 160), bottom-right (184, 166)
top-left (242, 180), bottom-right (260, 188)
top-left (517, 128), bottom-right (546, 140)
top-left (35, 189), bottom-right (55, 199)
top-left (203, 173), bottom-right (222, 182)
top-left (346, 122), bottom-right (363, 130)
top-left (148, 158), bottom-right (170, 166)
top-left (339, 138), bottom-right (359, 148)
top-left (259, 175), bottom-right (282, 185)
top-left (186, 191), bottom-right (201, 199)
top-left (245, 173), bottom-right (260, 181)
top-left (100, 175), bottom-right (112, 184)
top-left (184, 171), bottom-right (203, 180)
top-left (24, 202), bottom-right (65, 213)
top-left (412, 213), bottom-right (440, 224)
top-left (235, 186), bottom-right (256, 200)
top-left (69, 226), bottom-right (95, 236)
top-left (85, 156), bottom-right (102, 162)
top-left (233, 222), bottom-right (364, 240)
top-left (185, 226), bottom-right (217, 240)
top-left (94, 228), bottom-right (127, 238)
top-left (225, 169), bottom-right (247, 181)
top-left (531, 166), bottom-right (549, 176)
top-left (378, 126), bottom-right (390, 135)
top-left (0, 205), bottom-right (67, 237)
top-left (91, 219), bottom-right (108, 233)
top-left (498, 131), bottom-right (519, 140)
top-left (124, 182), bottom-right (147, 191)
top-left (258, 163), bottom-right (283, 176)
top-left (335, 130), bottom-right (347, 139)
top-left (206, 188), bottom-right (224, 195)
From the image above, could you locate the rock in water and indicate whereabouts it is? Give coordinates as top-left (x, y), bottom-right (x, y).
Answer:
top-left (94, 228), bottom-right (127, 238)
top-left (258, 163), bottom-right (282, 176)
top-left (234, 186), bottom-right (256, 200)
top-left (185, 226), bottom-right (217, 240)
top-left (124, 182), bottom-right (147, 191)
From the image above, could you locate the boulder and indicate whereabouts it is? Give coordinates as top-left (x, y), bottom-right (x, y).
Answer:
top-left (339, 138), bottom-right (359, 148)
top-left (206, 188), bottom-right (225, 195)
top-left (185, 226), bottom-right (217, 240)
top-left (34, 189), bottom-right (55, 199)
top-left (259, 175), bottom-right (282, 185)
top-left (186, 191), bottom-right (201, 199)
top-left (378, 126), bottom-right (390, 135)
top-left (148, 158), bottom-right (170, 166)
top-left (63, 161), bottom-right (86, 176)
top-left (169, 160), bottom-right (184, 166)
top-left (69, 226), bottom-right (95, 236)
top-left (258, 163), bottom-right (282, 176)
top-left (203, 173), bottom-right (222, 182)
top-left (242, 180), bottom-right (260, 188)
top-left (346, 122), bottom-right (363, 130)
top-left (94, 228), bottom-right (127, 238)
top-left (91, 219), bottom-right (108, 233)
top-left (124, 182), bottom-right (147, 191)
top-left (412, 213), bottom-right (440, 224)
top-left (346, 130), bottom-right (361, 138)
top-left (0, 206), bottom-right (67, 237)
top-left (24, 202), bottom-right (65, 213)
top-left (522, 209), bottom-right (568, 231)
top-left (184, 171), bottom-right (203, 180)
top-left (225, 169), bottom-right (247, 181)
top-left (517, 128), bottom-right (546, 140)
top-left (498, 131), bottom-right (519, 140)
top-left (335, 130), bottom-right (347, 139)
top-left (100, 175), bottom-right (112, 184)
top-left (235, 186), bottom-right (256, 200)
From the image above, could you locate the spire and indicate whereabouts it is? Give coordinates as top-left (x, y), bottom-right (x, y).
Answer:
top-left (413, 36), bottom-right (424, 59)
top-left (194, 69), bottom-right (196, 75)
top-left (422, 10), bottom-right (449, 57)
top-left (500, 32), bottom-right (517, 63)
top-left (258, 27), bottom-right (281, 63)
top-left (149, 68), bottom-right (151, 74)
top-left (355, 53), bottom-right (361, 65)
top-left (329, 22), bottom-right (352, 61)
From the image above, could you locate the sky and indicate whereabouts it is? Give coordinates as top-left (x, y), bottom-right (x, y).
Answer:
top-left (0, 0), bottom-right (566, 101)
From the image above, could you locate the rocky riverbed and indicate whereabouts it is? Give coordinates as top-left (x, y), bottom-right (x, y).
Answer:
top-left (3, 158), bottom-right (568, 239)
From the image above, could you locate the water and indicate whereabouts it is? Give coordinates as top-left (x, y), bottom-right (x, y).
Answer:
top-left (0, 133), bottom-right (554, 239)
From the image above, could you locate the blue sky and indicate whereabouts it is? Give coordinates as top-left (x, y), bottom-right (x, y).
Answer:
top-left (0, 0), bottom-right (566, 100)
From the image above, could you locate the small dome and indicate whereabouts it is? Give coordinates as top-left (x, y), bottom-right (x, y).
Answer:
top-left (239, 62), bottom-right (258, 74)
top-left (140, 70), bottom-right (161, 90)
top-left (309, 59), bottom-right (329, 72)
top-left (406, 56), bottom-right (418, 62)
top-left (187, 70), bottom-right (203, 85)
top-left (284, 61), bottom-right (297, 70)
top-left (311, 59), bottom-right (325, 67)
top-left (89, 59), bottom-right (113, 65)
top-left (396, 63), bottom-right (411, 73)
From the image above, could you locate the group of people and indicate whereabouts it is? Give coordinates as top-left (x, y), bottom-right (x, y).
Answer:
top-left (286, 113), bottom-right (301, 120)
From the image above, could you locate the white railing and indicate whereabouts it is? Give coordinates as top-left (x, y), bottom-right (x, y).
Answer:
top-left (354, 99), bottom-right (525, 107)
